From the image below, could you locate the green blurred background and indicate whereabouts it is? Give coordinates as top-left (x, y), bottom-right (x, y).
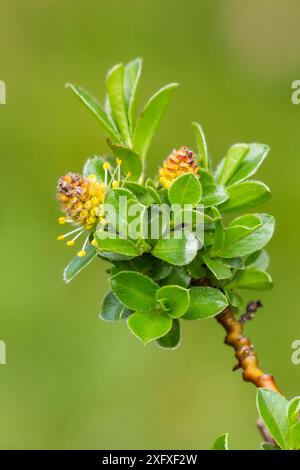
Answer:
top-left (1, 0), bottom-right (300, 450)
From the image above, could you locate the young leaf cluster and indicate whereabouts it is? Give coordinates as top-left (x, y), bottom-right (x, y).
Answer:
top-left (61, 59), bottom-right (274, 349)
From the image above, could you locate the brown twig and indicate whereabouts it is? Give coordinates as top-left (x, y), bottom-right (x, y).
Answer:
top-left (216, 306), bottom-right (280, 392)
top-left (216, 304), bottom-right (280, 445)
top-left (240, 300), bottom-right (262, 325)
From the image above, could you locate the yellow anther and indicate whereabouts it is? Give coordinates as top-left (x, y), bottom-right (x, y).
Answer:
top-left (66, 240), bottom-right (75, 247)
top-left (88, 174), bottom-right (97, 181)
top-left (116, 158), bottom-right (122, 166)
top-left (79, 210), bottom-right (88, 219)
top-left (57, 235), bottom-right (65, 241)
top-left (112, 180), bottom-right (119, 189)
top-left (77, 250), bottom-right (86, 258)
top-left (58, 216), bottom-right (67, 225)
top-left (84, 200), bottom-right (92, 210)
top-left (103, 162), bottom-right (110, 171)
top-left (126, 171), bottom-right (131, 178)
top-left (91, 196), bottom-right (99, 205)
top-left (91, 239), bottom-right (98, 247)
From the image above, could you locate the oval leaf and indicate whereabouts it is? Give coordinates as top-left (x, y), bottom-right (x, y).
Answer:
top-left (201, 184), bottom-right (228, 207)
top-left (156, 319), bottom-right (180, 349)
top-left (183, 287), bottom-right (228, 320)
top-left (229, 268), bottom-right (273, 290)
top-left (156, 285), bottom-right (190, 318)
top-left (127, 311), bottom-right (172, 344)
top-left (100, 291), bottom-right (129, 322)
top-left (219, 181), bottom-right (271, 213)
top-left (95, 235), bottom-right (142, 257)
top-left (152, 231), bottom-right (198, 266)
top-left (257, 389), bottom-right (289, 450)
top-left (168, 173), bottom-right (202, 207)
top-left (219, 214), bottom-right (275, 258)
top-left (109, 271), bottom-right (158, 312)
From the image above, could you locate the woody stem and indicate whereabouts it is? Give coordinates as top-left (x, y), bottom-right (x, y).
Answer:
top-left (216, 306), bottom-right (281, 445)
top-left (216, 307), bottom-right (280, 392)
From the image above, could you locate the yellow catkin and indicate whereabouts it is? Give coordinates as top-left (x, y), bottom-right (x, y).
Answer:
top-left (159, 146), bottom-right (199, 189)
top-left (57, 172), bottom-right (105, 230)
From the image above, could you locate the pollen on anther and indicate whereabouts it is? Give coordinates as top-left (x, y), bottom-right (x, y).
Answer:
top-left (58, 216), bottom-right (67, 225)
top-left (103, 162), bottom-right (110, 171)
top-left (112, 180), bottom-right (119, 189)
top-left (77, 250), bottom-right (86, 257)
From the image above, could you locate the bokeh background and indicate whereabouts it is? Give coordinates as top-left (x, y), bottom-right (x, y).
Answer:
top-left (1, 0), bottom-right (300, 450)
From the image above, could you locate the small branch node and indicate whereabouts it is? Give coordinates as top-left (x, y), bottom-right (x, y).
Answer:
top-left (240, 300), bottom-right (263, 324)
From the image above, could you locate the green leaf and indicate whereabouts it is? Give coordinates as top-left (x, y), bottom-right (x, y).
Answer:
top-left (109, 271), bottom-right (158, 312)
top-left (99, 251), bottom-right (134, 262)
top-left (203, 255), bottom-right (232, 280)
top-left (256, 389), bottom-right (289, 450)
top-left (200, 169), bottom-right (215, 186)
top-left (157, 319), bottom-right (180, 349)
top-left (287, 397), bottom-right (300, 426)
top-left (104, 188), bottom-right (144, 237)
top-left (183, 287), bottom-right (228, 320)
top-left (229, 268), bottom-right (273, 290)
top-left (125, 182), bottom-right (158, 206)
top-left (219, 181), bottom-right (271, 213)
top-left (211, 207), bottom-right (224, 253)
top-left (219, 214), bottom-right (275, 258)
top-left (186, 256), bottom-right (206, 279)
top-left (106, 63), bottom-right (131, 146)
top-left (224, 288), bottom-right (243, 307)
top-left (245, 249), bottom-right (270, 271)
top-left (95, 234), bottom-right (143, 257)
top-left (133, 83), bottom-right (178, 159)
top-left (192, 122), bottom-right (208, 169)
top-left (152, 231), bottom-right (198, 266)
top-left (261, 442), bottom-right (279, 450)
top-left (212, 433), bottom-right (229, 450)
top-left (83, 156), bottom-right (106, 181)
top-left (63, 245), bottom-right (96, 283)
top-left (107, 140), bottom-right (142, 181)
top-left (156, 285), bottom-right (190, 318)
top-left (228, 143), bottom-right (270, 185)
top-left (127, 311), bottom-right (172, 344)
top-left (288, 422), bottom-right (300, 450)
top-left (201, 184), bottom-right (228, 207)
top-left (100, 291), bottom-right (129, 322)
top-left (160, 266), bottom-right (191, 288)
top-left (218, 144), bottom-right (249, 185)
top-left (124, 58), bottom-right (142, 130)
top-left (65, 83), bottom-right (121, 142)
top-left (168, 173), bottom-right (202, 207)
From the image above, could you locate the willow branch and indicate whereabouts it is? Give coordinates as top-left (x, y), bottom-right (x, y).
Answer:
top-left (216, 306), bottom-right (280, 392)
